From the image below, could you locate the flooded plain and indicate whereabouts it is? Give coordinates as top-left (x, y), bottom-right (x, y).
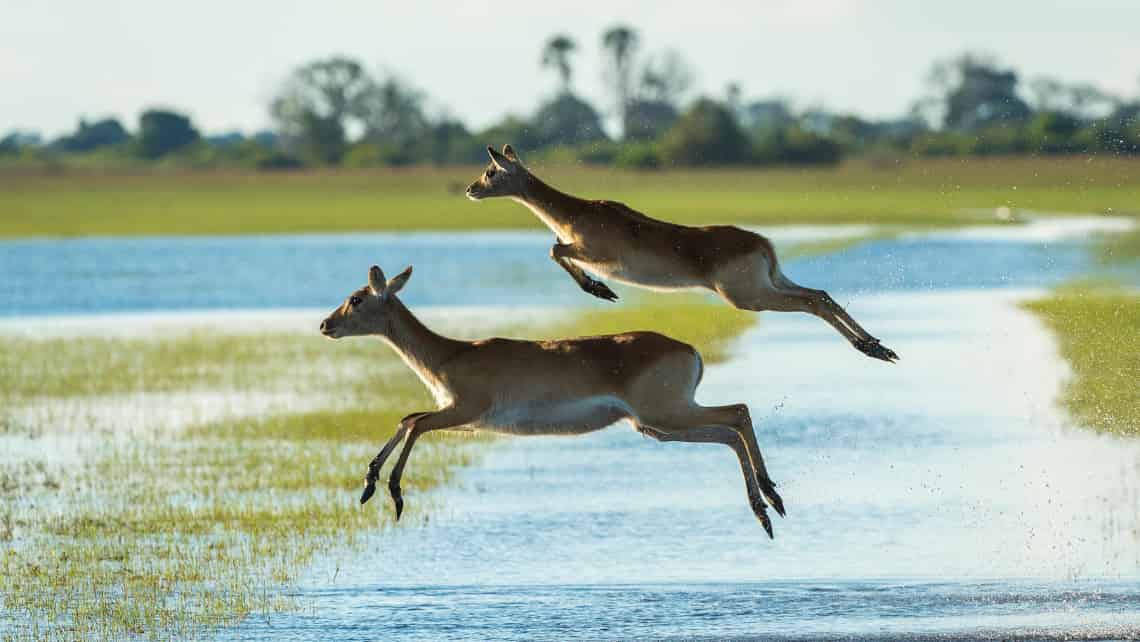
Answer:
top-left (2, 218), bottom-right (1138, 640)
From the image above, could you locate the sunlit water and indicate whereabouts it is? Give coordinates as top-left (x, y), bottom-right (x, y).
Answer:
top-left (2, 219), bottom-right (1137, 640)
top-left (0, 218), bottom-right (1126, 317)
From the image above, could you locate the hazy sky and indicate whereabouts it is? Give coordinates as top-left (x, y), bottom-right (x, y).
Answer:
top-left (3, 1), bottom-right (1139, 138)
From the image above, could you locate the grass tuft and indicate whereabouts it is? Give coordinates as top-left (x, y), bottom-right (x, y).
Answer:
top-left (1024, 282), bottom-right (1140, 435)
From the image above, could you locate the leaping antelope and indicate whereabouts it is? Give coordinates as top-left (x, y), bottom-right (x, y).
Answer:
top-left (466, 145), bottom-right (899, 363)
top-left (320, 264), bottom-right (786, 536)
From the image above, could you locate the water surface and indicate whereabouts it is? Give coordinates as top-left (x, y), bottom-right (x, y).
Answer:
top-left (0, 221), bottom-right (1115, 316)
top-left (221, 287), bottom-right (1140, 641)
top-left (3, 220), bottom-right (1137, 640)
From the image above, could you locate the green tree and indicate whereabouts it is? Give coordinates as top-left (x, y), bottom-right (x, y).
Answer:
top-left (601, 24), bottom-right (639, 138)
top-left (661, 98), bottom-right (747, 165)
top-left (271, 56), bottom-right (374, 164)
top-left (1026, 111), bottom-right (1081, 153)
top-left (297, 112), bottom-right (346, 165)
top-left (639, 49), bottom-right (693, 106)
top-left (541, 34), bottom-right (577, 93)
top-left (359, 76), bottom-right (429, 149)
top-left (54, 118), bottom-right (129, 152)
top-left (742, 100), bottom-right (794, 135)
top-left (0, 131), bottom-right (41, 155)
top-left (478, 115), bottom-right (540, 152)
top-left (135, 109), bottom-right (199, 158)
top-left (624, 49), bottom-right (693, 141)
top-left (531, 93), bottom-right (608, 147)
top-left (925, 53), bottom-right (1031, 131)
top-left (624, 101), bottom-right (678, 141)
top-left (420, 119), bottom-right (483, 165)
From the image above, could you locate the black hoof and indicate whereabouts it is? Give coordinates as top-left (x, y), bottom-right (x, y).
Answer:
top-left (393, 496), bottom-right (404, 521)
top-left (582, 279), bottom-right (619, 302)
top-left (758, 508), bottom-right (774, 539)
top-left (360, 482), bottom-right (377, 505)
top-left (855, 338), bottom-right (899, 363)
top-left (765, 484), bottom-right (786, 518)
top-left (749, 495), bottom-right (774, 538)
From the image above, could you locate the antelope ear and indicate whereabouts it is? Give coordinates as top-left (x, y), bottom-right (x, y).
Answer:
top-left (385, 265), bottom-right (413, 297)
top-left (486, 145), bottom-right (509, 169)
top-left (368, 265), bottom-right (386, 296)
top-left (502, 144), bottom-right (519, 163)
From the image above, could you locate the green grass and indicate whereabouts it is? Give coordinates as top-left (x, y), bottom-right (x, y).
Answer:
top-left (0, 298), bottom-right (753, 640)
top-left (0, 331), bottom-right (367, 401)
top-left (2, 157), bottom-right (1137, 238)
top-left (1098, 216), bottom-right (1140, 263)
top-left (1024, 283), bottom-right (1140, 435)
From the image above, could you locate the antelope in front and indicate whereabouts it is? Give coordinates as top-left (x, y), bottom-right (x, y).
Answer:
top-left (320, 264), bottom-right (786, 536)
top-left (466, 145), bottom-right (899, 362)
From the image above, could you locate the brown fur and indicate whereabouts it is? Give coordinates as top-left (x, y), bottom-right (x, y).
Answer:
top-left (320, 264), bottom-right (785, 535)
top-left (466, 144), bottom-right (898, 362)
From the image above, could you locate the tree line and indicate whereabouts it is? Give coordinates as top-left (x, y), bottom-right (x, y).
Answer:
top-left (3, 28), bottom-right (1139, 170)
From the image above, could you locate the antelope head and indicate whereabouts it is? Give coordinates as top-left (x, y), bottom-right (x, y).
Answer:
top-left (320, 264), bottom-right (413, 339)
top-left (465, 144), bottom-right (528, 200)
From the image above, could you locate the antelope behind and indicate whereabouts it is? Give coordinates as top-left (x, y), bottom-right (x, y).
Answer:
top-left (320, 264), bottom-right (786, 537)
top-left (466, 144), bottom-right (899, 362)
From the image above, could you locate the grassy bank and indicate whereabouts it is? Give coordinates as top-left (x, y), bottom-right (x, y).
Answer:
top-left (2, 157), bottom-right (1137, 238)
top-left (1024, 283), bottom-right (1140, 435)
top-left (1098, 216), bottom-right (1140, 263)
top-left (0, 297), bottom-right (753, 640)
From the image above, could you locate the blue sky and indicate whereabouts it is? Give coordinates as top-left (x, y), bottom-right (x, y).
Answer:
top-left (3, 0), bottom-right (1138, 138)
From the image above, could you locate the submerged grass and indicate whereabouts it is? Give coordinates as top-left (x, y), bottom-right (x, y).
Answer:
top-left (0, 298), bottom-right (753, 640)
top-left (2, 157), bottom-right (1137, 238)
top-left (1024, 282), bottom-right (1140, 436)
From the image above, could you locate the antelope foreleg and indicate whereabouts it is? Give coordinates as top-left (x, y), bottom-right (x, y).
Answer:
top-left (360, 412), bottom-right (427, 505)
top-left (386, 406), bottom-right (478, 520)
top-left (550, 242), bottom-right (618, 302)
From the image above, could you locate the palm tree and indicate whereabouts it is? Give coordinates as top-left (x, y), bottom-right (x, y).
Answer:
top-left (541, 34), bottom-right (577, 94)
top-left (601, 25), bottom-right (639, 138)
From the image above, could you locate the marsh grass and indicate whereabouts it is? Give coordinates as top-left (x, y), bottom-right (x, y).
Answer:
top-left (0, 332), bottom-right (451, 641)
top-left (0, 298), bottom-right (752, 640)
top-left (1024, 282), bottom-right (1140, 436)
top-left (0, 331), bottom-right (398, 402)
top-left (2, 157), bottom-right (1138, 238)
top-left (1097, 216), bottom-right (1140, 264)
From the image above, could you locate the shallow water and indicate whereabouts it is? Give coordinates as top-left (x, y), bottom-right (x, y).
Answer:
top-left (3, 219), bottom-right (1138, 640)
top-left (220, 288), bottom-right (1140, 641)
top-left (0, 219), bottom-right (1124, 317)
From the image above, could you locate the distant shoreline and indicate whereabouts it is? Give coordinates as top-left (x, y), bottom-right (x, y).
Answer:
top-left (2, 157), bottom-right (1137, 238)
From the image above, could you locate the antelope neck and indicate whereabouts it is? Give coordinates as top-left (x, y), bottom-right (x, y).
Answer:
top-left (376, 297), bottom-right (466, 378)
top-left (512, 174), bottom-right (589, 242)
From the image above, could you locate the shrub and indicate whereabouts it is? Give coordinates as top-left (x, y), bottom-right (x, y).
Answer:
top-left (661, 98), bottom-right (747, 166)
top-left (135, 109), bottom-right (200, 159)
top-left (614, 142), bottom-right (662, 169)
top-left (575, 141), bottom-right (622, 165)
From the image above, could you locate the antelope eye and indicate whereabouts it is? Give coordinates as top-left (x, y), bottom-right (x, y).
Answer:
top-left (485, 167), bottom-right (496, 178)
top-left (349, 296), bottom-right (362, 307)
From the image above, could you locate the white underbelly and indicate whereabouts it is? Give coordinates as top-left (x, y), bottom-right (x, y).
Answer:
top-left (476, 395), bottom-right (632, 436)
top-left (570, 257), bottom-right (705, 291)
